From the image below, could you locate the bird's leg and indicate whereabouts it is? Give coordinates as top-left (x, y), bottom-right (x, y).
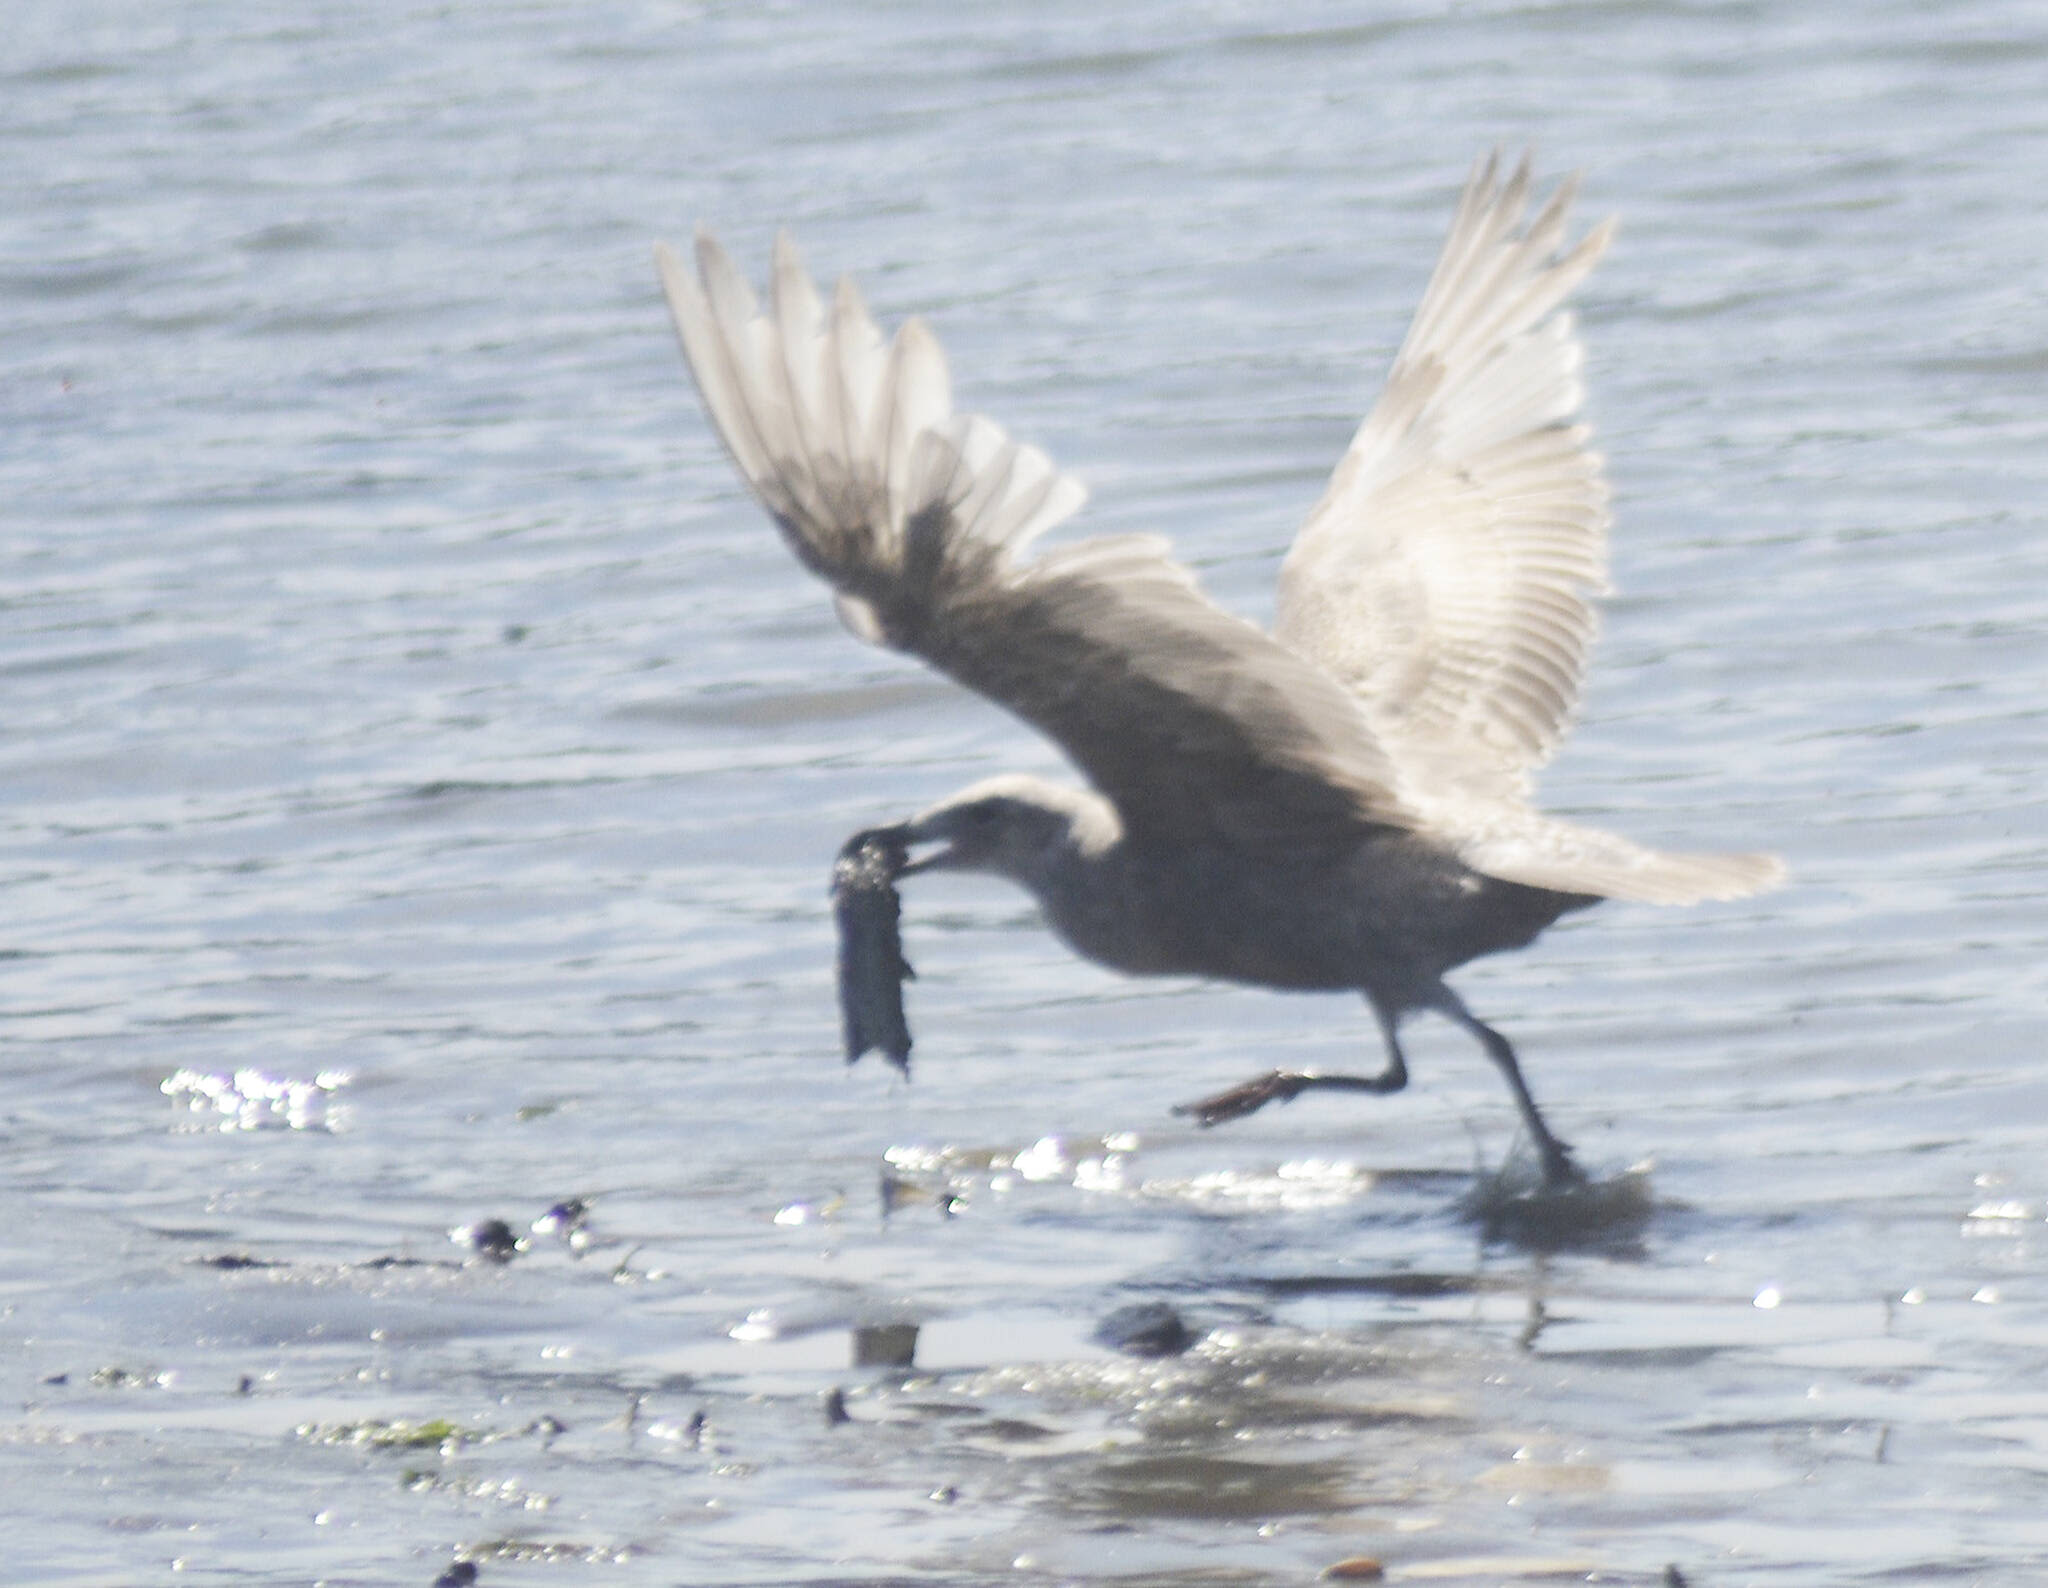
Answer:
top-left (1431, 988), bottom-right (1581, 1188)
top-left (1172, 1000), bottom-right (1411, 1128)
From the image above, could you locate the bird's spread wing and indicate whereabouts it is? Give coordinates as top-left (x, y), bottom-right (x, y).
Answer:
top-left (658, 231), bottom-right (1412, 851)
top-left (1277, 151), bottom-right (1613, 804)
top-left (1275, 153), bottom-right (1780, 904)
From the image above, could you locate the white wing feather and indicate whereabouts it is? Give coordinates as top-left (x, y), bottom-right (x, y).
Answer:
top-left (1277, 153), bottom-right (1779, 903)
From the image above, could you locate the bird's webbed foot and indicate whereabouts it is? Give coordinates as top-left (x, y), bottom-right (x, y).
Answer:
top-left (1172, 1069), bottom-right (1311, 1128)
top-left (1536, 1138), bottom-right (1585, 1191)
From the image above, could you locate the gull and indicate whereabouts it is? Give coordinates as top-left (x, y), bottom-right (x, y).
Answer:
top-left (656, 153), bottom-right (1782, 1188)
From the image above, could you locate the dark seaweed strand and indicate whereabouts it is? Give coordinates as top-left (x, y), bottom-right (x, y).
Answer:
top-left (832, 829), bottom-right (914, 1074)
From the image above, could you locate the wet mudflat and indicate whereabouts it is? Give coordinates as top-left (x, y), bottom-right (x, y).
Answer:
top-left (5, 1), bottom-right (2048, 1583)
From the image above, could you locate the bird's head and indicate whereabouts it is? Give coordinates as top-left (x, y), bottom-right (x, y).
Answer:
top-left (890, 775), bottom-right (1120, 887)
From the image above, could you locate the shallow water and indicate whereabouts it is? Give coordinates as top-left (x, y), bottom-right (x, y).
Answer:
top-left (5, 1), bottom-right (2048, 1582)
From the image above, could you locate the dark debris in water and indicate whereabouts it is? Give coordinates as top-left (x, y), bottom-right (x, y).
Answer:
top-left (532, 1198), bottom-right (590, 1238)
top-left (302, 1416), bottom-right (474, 1451)
top-left (1093, 1301), bottom-right (1195, 1358)
top-left (851, 1322), bottom-right (920, 1368)
top-left (185, 1198), bottom-right (607, 1275)
top-left (454, 1218), bottom-right (524, 1262)
top-left (878, 1170), bottom-right (969, 1219)
top-left (89, 1365), bottom-right (165, 1390)
top-left (1259, 1270), bottom-right (1503, 1299)
top-left (458, 1540), bottom-right (640, 1567)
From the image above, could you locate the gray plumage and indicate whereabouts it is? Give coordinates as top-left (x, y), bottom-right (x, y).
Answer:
top-left (658, 153), bottom-right (1783, 1186)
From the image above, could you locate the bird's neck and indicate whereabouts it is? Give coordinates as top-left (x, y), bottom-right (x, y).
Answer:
top-left (1013, 798), bottom-right (1175, 974)
top-left (1000, 788), bottom-right (1121, 898)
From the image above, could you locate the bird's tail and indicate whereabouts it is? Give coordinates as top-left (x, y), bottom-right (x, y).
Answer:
top-left (1458, 808), bottom-right (1785, 905)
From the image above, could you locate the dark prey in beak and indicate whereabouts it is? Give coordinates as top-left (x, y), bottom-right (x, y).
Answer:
top-left (832, 826), bottom-right (915, 1074)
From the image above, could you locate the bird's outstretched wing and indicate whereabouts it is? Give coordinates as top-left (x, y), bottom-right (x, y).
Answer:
top-left (1278, 151), bottom-right (1613, 803)
top-left (657, 231), bottom-right (1412, 851)
top-left (1276, 153), bottom-right (1780, 904)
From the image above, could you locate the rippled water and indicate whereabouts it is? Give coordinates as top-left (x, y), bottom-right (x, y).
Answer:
top-left (6, 1), bottom-right (2048, 1582)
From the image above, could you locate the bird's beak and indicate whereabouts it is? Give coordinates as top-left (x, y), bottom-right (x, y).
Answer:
top-left (892, 811), bottom-right (958, 876)
top-left (838, 820), bottom-right (948, 878)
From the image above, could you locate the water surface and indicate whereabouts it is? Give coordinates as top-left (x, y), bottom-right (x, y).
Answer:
top-left (5, 2), bottom-right (2048, 1582)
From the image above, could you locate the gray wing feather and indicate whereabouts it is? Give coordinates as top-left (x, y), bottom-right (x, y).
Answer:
top-left (658, 232), bottom-right (1412, 851)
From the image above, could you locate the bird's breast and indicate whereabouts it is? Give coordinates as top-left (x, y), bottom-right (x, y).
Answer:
top-left (1033, 842), bottom-right (1366, 991)
top-left (1026, 830), bottom-right (1589, 995)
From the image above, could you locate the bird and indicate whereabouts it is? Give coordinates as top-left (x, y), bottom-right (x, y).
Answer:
top-left (655, 153), bottom-right (1782, 1189)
